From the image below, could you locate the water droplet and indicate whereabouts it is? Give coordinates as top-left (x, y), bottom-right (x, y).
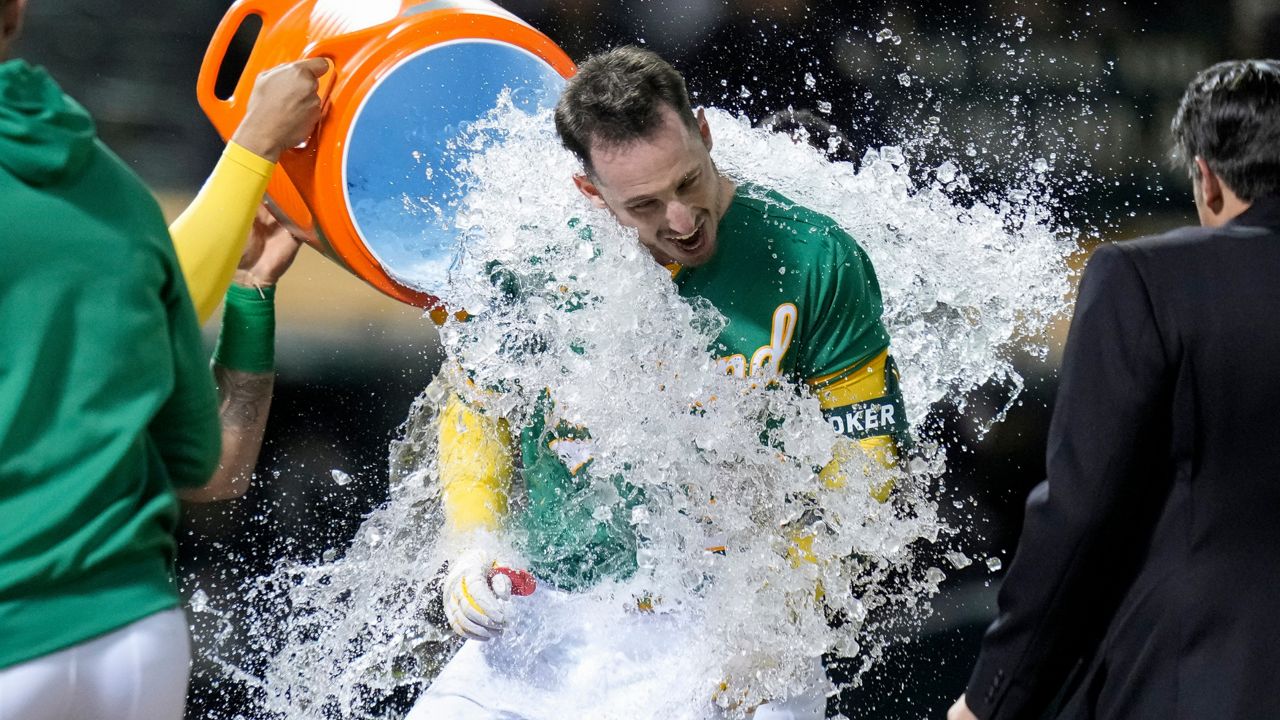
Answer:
top-left (1032, 157), bottom-right (1049, 173)
top-left (331, 469), bottom-right (352, 486)
top-left (946, 551), bottom-right (973, 569)
top-left (849, 598), bottom-right (867, 623)
top-left (804, 72), bottom-right (816, 89)
top-left (881, 145), bottom-right (906, 167)
top-left (924, 566), bottom-right (946, 586)
top-left (630, 506), bottom-right (650, 525)
top-left (817, 100), bottom-right (833, 114)
top-left (190, 589), bottom-right (210, 614)
top-left (876, 28), bottom-right (894, 43)
top-left (986, 556), bottom-right (1004, 572)
top-left (897, 73), bottom-right (912, 87)
top-left (935, 160), bottom-right (959, 184)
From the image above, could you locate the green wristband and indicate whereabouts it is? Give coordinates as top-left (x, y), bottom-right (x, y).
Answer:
top-left (213, 284), bottom-right (276, 373)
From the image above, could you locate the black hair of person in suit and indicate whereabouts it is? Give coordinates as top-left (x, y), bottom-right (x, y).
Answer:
top-left (1170, 59), bottom-right (1280, 202)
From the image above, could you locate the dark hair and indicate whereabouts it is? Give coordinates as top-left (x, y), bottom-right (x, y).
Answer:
top-left (554, 46), bottom-right (698, 174)
top-left (758, 109), bottom-right (855, 163)
top-left (1171, 59), bottom-right (1280, 200)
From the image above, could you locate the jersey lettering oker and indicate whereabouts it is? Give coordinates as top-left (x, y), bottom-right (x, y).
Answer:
top-left (518, 184), bottom-right (895, 591)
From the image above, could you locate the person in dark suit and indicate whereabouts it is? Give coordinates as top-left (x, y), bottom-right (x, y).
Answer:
top-left (948, 58), bottom-right (1280, 720)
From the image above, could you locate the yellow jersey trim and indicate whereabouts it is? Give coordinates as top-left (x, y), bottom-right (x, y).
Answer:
top-left (810, 349), bottom-right (891, 409)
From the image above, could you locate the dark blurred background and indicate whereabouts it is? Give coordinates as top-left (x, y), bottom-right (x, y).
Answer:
top-left (11, 0), bottom-right (1280, 718)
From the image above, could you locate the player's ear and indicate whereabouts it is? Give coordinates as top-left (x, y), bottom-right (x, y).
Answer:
top-left (1195, 157), bottom-right (1224, 215)
top-left (696, 108), bottom-right (713, 152)
top-left (573, 173), bottom-right (608, 210)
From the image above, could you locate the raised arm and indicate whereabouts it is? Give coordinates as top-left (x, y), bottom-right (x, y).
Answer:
top-left (180, 206), bottom-right (304, 502)
top-left (172, 58), bottom-right (327, 323)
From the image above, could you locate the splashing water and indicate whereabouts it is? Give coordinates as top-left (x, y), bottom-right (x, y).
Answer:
top-left (211, 86), bottom-right (1075, 718)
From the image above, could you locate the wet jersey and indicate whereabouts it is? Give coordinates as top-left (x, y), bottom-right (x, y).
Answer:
top-left (517, 184), bottom-right (896, 591)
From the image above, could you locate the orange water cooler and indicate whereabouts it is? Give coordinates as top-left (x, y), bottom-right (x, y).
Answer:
top-left (198, 0), bottom-right (576, 308)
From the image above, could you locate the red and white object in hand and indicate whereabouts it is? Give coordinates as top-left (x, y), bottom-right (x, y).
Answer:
top-left (443, 551), bottom-right (536, 641)
top-left (490, 566), bottom-right (537, 597)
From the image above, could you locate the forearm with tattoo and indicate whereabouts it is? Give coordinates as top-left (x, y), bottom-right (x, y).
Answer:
top-left (218, 367), bottom-right (274, 428)
top-left (180, 364), bottom-right (275, 502)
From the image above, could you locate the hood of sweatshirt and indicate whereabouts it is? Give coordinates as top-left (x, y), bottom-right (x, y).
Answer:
top-left (0, 59), bottom-right (96, 185)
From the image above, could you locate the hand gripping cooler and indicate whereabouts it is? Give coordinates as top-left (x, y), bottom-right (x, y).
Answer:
top-left (198, 0), bottom-right (576, 308)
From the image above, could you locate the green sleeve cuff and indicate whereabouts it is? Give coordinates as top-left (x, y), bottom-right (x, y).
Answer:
top-left (213, 284), bottom-right (276, 373)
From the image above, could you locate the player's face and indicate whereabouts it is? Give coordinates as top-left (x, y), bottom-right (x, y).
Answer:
top-left (574, 106), bottom-right (730, 267)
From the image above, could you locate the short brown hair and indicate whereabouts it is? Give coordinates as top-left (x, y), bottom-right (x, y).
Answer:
top-left (554, 46), bottom-right (698, 174)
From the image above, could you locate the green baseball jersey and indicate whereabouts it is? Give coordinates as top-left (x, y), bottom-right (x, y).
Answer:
top-left (518, 183), bottom-right (891, 591)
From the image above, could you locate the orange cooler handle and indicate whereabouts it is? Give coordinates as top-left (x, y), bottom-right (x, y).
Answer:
top-left (198, 0), bottom-right (287, 135)
top-left (200, 0), bottom-right (325, 233)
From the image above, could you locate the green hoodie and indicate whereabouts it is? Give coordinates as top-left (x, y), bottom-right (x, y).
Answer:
top-left (0, 60), bottom-right (220, 669)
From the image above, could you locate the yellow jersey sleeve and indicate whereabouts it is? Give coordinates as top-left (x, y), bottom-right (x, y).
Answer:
top-left (170, 142), bottom-right (275, 324)
top-left (786, 353), bottom-right (908, 572)
top-left (438, 393), bottom-right (513, 534)
top-left (809, 349), bottom-right (904, 502)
